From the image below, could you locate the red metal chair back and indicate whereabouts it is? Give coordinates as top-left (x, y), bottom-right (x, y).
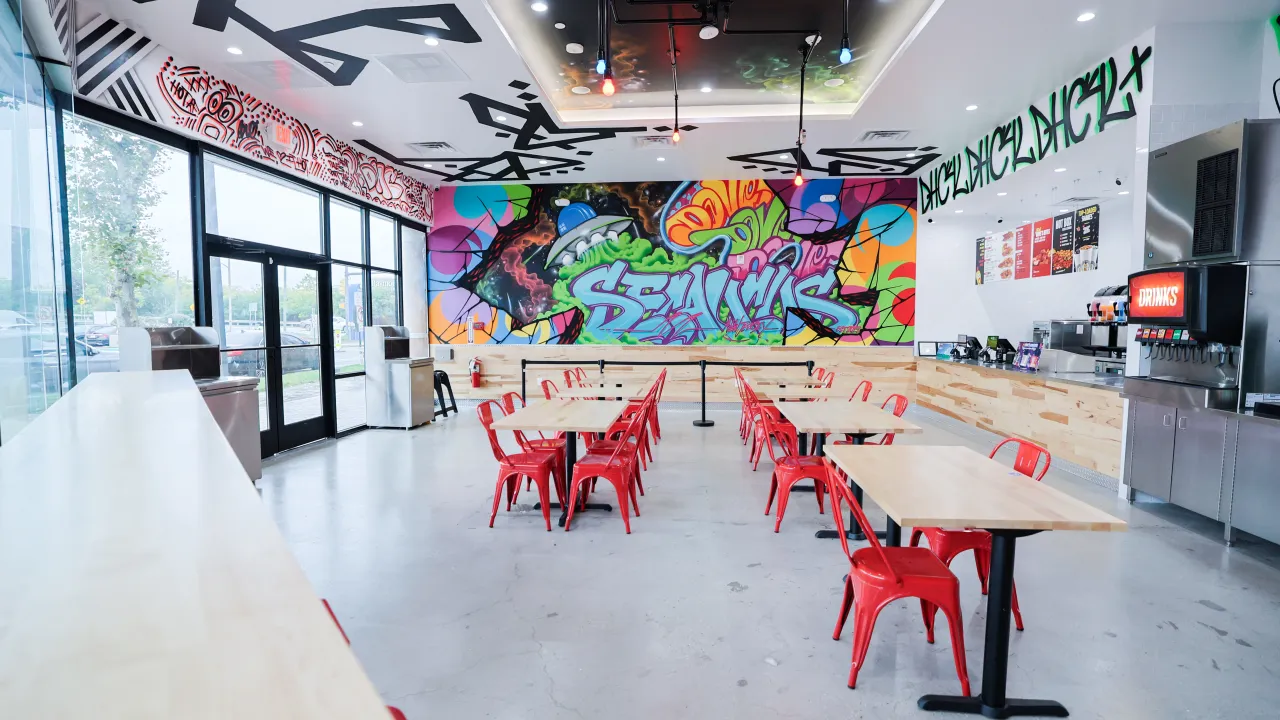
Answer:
top-left (882, 393), bottom-right (909, 417)
top-left (851, 379), bottom-right (873, 402)
top-left (540, 379), bottom-right (559, 399)
top-left (476, 400), bottom-right (512, 462)
top-left (573, 367), bottom-right (590, 383)
top-left (824, 459), bottom-right (901, 584)
top-left (753, 399), bottom-right (793, 464)
top-left (500, 391), bottom-right (524, 415)
top-left (814, 367), bottom-right (828, 383)
top-left (563, 370), bottom-right (576, 388)
top-left (822, 372), bottom-right (835, 388)
top-left (990, 437), bottom-right (1051, 481)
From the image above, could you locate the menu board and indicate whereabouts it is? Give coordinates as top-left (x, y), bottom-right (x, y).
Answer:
top-left (1051, 213), bottom-right (1075, 276)
top-left (1014, 223), bottom-right (1032, 280)
top-left (975, 236), bottom-right (985, 285)
top-left (991, 231), bottom-right (1016, 282)
top-left (983, 235), bottom-right (1000, 283)
top-left (1074, 204), bottom-right (1100, 272)
top-left (1031, 219), bottom-right (1052, 278)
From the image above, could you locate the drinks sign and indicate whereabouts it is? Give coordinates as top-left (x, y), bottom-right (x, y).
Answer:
top-left (1129, 270), bottom-right (1187, 321)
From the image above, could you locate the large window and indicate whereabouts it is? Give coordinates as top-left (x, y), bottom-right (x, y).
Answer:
top-left (0, 4), bottom-right (67, 443)
top-left (205, 155), bottom-right (321, 253)
top-left (64, 116), bottom-right (194, 382)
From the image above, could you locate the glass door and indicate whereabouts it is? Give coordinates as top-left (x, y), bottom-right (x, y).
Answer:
top-left (209, 251), bottom-right (330, 456)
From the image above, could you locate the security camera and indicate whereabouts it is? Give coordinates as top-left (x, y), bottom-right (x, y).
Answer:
top-left (997, 217), bottom-right (1004, 224)
top-left (927, 217), bottom-right (934, 224)
top-left (1115, 178), bottom-right (1122, 186)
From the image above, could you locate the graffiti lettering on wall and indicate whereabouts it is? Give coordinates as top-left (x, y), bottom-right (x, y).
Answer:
top-left (427, 179), bottom-right (917, 346)
top-left (920, 45), bottom-right (1152, 215)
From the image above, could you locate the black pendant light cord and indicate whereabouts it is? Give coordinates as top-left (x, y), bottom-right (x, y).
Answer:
top-left (668, 22), bottom-right (679, 138)
top-left (795, 40), bottom-right (814, 173)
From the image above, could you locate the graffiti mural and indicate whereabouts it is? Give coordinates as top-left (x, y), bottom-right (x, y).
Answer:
top-left (920, 44), bottom-right (1152, 215)
top-left (428, 179), bottom-right (917, 346)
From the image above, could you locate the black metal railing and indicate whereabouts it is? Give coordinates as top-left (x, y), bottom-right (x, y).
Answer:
top-left (520, 358), bottom-right (814, 427)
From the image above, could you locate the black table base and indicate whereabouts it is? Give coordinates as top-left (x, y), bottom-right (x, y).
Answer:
top-left (918, 530), bottom-right (1065, 718)
top-left (531, 430), bottom-right (614, 528)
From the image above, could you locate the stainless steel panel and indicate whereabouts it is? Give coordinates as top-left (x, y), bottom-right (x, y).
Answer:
top-left (1240, 264), bottom-right (1280, 405)
top-left (201, 381), bottom-right (262, 481)
top-left (1127, 400), bottom-right (1177, 501)
top-left (1145, 120), bottom-right (1246, 268)
top-left (1122, 376), bottom-right (1240, 411)
top-left (1227, 415), bottom-right (1280, 545)
top-left (1170, 408), bottom-right (1228, 519)
top-left (1239, 120), bottom-right (1280, 263)
top-left (365, 325), bottom-right (432, 428)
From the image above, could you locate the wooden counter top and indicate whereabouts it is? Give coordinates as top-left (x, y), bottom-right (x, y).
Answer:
top-left (0, 372), bottom-right (389, 719)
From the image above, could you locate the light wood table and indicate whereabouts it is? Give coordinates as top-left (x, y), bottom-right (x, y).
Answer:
top-left (776, 400), bottom-right (923, 542)
top-left (556, 383), bottom-right (653, 400)
top-left (826, 444), bottom-right (1127, 719)
top-left (754, 386), bottom-right (853, 401)
top-left (742, 374), bottom-right (819, 386)
top-left (491, 399), bottom-right (629, 526)
top-left (0, 372), bottom-right (390, 719)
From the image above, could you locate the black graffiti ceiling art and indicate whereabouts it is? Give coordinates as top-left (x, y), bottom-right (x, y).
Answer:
top-left (728, 146), bottom-right (942, 177)
top-left (164, 0), bottom-right (480, 86)
top-left (357, 80), bottom-right (661, 183)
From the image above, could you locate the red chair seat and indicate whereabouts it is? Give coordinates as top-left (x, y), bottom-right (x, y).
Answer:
top-left (775, 455), bottom-right (825, 470)
top-left (851, 546), bottom-right (958, 583)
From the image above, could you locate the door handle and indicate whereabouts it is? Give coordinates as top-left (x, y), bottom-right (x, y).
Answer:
top-left (1177, 416), bottom-right (1188, 430)
top-left (1163, 414), bottom-right (1173, 427)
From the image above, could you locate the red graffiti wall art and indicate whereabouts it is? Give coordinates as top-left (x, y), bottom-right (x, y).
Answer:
top-left (156, 59), bottom-right (432, 223)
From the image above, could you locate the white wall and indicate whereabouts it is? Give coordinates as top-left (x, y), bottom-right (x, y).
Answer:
top-left (1150, 21), bottom-right (1262, 149)
top-left (916, 197), bottom-right (1134, 345)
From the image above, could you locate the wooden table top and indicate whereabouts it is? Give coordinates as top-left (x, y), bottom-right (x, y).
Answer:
top-left (556, 384), bottom-right (653, 400)
top-left (825, 445), bottom-right (1129, 532)
top-left (0, 372), bottom-right (390, 718)
top-left (741, 373), bottom-right (819, 386)
top-left (776, 400), bottom-right (923, 435)
top-left (754, 386), bottom-right (853, 400)
top-left (491, 399), bottom-right (628, 432)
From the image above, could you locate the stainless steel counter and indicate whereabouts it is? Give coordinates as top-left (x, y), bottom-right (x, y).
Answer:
top-left (926, 357), bottom-right (1125, 391)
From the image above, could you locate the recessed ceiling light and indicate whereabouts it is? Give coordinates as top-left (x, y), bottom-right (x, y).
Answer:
top-left (566, 42), bottom-right (584, 54)
top-left (1137, 147), bottom-right (1148, 153)
top-left (966, 104), bottom-right (978, 111)
top-left (531, 2), bottom-right (549, 12)
top-left (424, 36), bottom-right (439, 46)
top-left (997, 192), bottom-right (1007, 196)
top-left (906, 152), bottom-right (917, 158)
top-left (554, 22), bottom-right (566, 29)
top-left (351, 121), bottom-right (363, 127)
top-left (955, 209), bottom-right (964, 214)
top-left (1077, 12), bottom-right (1096, 22)
top-left (424, 164), bottom-right (433, 168)
top-left (700, 86), bottom-right (712, 93)
top-left (539, 160), bottom-right (548, 165)
top-left (823, 78), bottom-right (845, 87)
top-left (778, 154), bottom-right (788, 160)
top-left (496, 115), bottom-right (506, 122)
top-left (571, 86), bottom-right (590, 94)
top-left (227, 47), bottom-right (243, 55)
top-left (657, 157), bottom-right (666, 162)
top-left (1054, 167), bottom-right (1067, 172)
top-left (1119, 190), bottom-right (1130, 195)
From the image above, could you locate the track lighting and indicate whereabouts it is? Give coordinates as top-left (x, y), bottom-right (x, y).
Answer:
top-left (699, 22), bottom-right (718, 40)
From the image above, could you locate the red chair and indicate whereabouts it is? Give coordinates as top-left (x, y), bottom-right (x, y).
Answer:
top-left (321, 600), bottom-right (409, 719)
top-left (501, 391), bottom-right (566, 489)
top-left (588, 385), bottom-right (659, 494)
top-left (834, 393), bottom-right (909, 447)
top-left (741, 379), bottom-right (798, 471)
top-left (821, 372), bottom-right (836, 389)
top-left (565, 411), bottom-right (645, 533)
top-left (756, 406), bottom-right (829, 532)
top-left (540, 378), bottom-right (559, 399)
top-left (572, 367), bottom-right (590, 384)
top-left (909, 438), bottom-right (1049, 631)
top-left (824, 460), bottom-right (971, 693)
top-left (563, 369), bottom-right (577, 388)
top-left (850, 379), bottom-right (873, 402)
top-left (478, 400), bottom-right (563, 531)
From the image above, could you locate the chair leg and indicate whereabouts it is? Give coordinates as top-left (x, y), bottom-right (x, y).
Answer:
top-left (940, 594), bottom-right (973, 696)
top-left (773, 481), bottom-right (794, 533)
top-left (847, 601), bottom-right (885, 689)
top-left (832, 577), bottom-right (855, 640)
top-left (613, 481), bottom-right (632, 534)
top-left (975, 548), bottom-right (991, 596)
top-left (534, 473), bottom-right (553, 531)
top-left (506, 474), bottom-right (521, 510)
top-left (920, 599), bottom-right (938, 643)
top-left (765, 472), bottom-right (778, 515)
top-left (564, 477), bottom-right (585, 531)
top-left (489, 472), bottom-right (516, 528)
top-left (1012, 581), bottom-right (1024, 631)
top-left (814, 477), bottom-right (826, 514)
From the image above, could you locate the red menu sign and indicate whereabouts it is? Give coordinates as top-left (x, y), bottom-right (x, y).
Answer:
top-left (1129, 270), bottom-right (1188, 321)
top-left (1014, 224), bottom-right (1032, 279)
top-left (1030, 219), bottom-right (1052, 277)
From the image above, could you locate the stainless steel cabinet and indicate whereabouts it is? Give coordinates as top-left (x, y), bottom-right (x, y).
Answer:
top-left (1169, 408), bottom-right (1229, 519)
top-left (1229, 418), bottom-right (1280, 544)
top-left (1127, 400), bottom-right (1177, 500)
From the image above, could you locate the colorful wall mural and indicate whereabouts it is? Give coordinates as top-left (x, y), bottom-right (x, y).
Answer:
top-left (427, 179), bottom-right (917, 346)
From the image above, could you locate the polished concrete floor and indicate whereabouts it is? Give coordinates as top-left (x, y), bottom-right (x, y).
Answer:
top-left (261, 405), bottom-right (1280, 719)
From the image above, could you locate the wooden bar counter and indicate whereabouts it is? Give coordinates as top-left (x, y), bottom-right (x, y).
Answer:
top-left (0, 371), bottom-right (389, 719)
top-left (916, 358), bottom-right (1125, 477)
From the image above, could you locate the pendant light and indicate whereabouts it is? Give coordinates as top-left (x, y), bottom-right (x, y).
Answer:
top-left (838, 0), bottom-right (852, 64)
top-left (793, 37), bottom-right (817, 187)
top-left (668, 24), bottom-right (680, 143)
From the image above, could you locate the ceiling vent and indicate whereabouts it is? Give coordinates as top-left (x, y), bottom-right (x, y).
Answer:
top-left (376, 52), bottom-right (469, 83)
top-left (634, 135), bottom-right (676, 149)
top-left (859, 130), bottom-right (911, 142)
top-left (406, 141), bottom-right (460, 155)
top-left (227, 60), bottom-right (327, 89)
top-left (1058, 196), bottom-right (1100, 205)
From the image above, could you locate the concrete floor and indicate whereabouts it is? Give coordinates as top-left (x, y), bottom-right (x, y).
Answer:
top-left (260, 405), bottom-right (1280, 720)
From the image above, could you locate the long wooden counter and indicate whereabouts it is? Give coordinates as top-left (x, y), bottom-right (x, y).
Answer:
top-left (916, 358), bottom-right (1125, 477)
top-left (433, 344), bottom-right (917, 404)
top-left (0, 371), bottom-right (389, 719)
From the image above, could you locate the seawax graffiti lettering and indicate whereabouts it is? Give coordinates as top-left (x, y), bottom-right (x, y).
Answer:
top-left (920, 45), bottom-right (1152, 215)
top-left (428, 179), bottom-right (917, 346)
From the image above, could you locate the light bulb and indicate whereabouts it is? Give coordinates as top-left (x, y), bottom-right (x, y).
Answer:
top-left (602, 74), bottom-right (616, 96)
top-left (672, 130), bottom-right (681, 143)
top-left (839, 36), bottom-right (852, 64)
top-left (793, 173), bottom-right (805, 187)
top-left (595, 50), bottom-right (606, 75)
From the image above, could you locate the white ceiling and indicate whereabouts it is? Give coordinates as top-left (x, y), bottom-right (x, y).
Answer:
top-left (81, 0), bottom-right (1280, 185)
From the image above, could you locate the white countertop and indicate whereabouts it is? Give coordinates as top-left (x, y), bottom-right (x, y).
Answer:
top-left (0, 371), bottom-right (389, 719)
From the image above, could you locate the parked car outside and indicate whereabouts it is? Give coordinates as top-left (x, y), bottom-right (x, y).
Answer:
top-left (225, 333), bottom-right (320, 377)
